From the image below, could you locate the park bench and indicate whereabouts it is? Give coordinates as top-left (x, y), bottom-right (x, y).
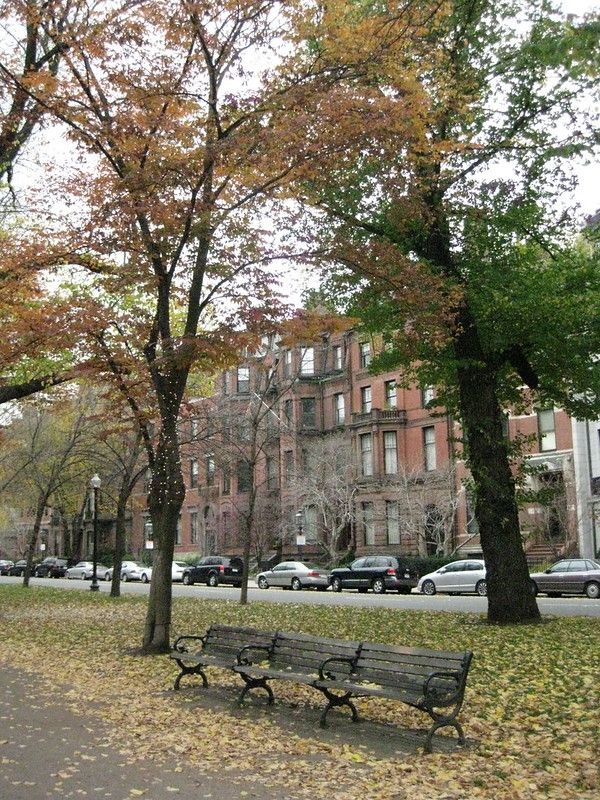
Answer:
top-left (171, 625), bottom-right (473, 753)
top-left (170, 623), bottom-right (275, 690)
top-left (313, 640), bottom-right (473, 753)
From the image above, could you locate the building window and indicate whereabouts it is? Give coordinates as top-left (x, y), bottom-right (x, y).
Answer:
top-left (237, 366), bottom-right (250, 393)
top-left (423, 426), bottom-right (436, 471)
top-left (386, 501), bottom-right (400, 545)
top-left (300, 346), bottom-right (314, 375)
top-left (222, 511), bottom-right (231, 547)
top-left (206, 454), bottom-right (215, 486)
top-left (383, 431), bottom-right (398, 475)
top-left (190, 418), bottom-right (199, 439)
top-left (421, 385), bottom-right (435, 407)
top-left (223, 372), bottom-right (230, 395)
top-left (333, 344), bottom-right (343, 370)
top-left (359, 342), bottom-right (372, 369)
top-left (266, 456), bottom-right (278, 490)
top-left (284, 450), bottom-right (294, 482)
top-left (360, 385), bottom-right (372, 414)
top-left (175, 515), bottom-right (182, 545)
top-left (190, 510), bottom-right (198, 544)
top-left (237, 460), bottom-right (252, 493)
top-left (222, 468), bottom-right (231, 495)
top-left (283, 349), bottom-right (292, 377)
top-left (190, 458), bottom-right (199, 488)
top-left (334, 393), bottom-right (345, 425)
top-left (537, 408), bottom-right (556, 452)
top-left (362, 502), bottom-right (375, 545)
top-left (283, 398), bottom-right (293, 427)
top-left (303, 505), bottom-right (317, 540)
top-left (384, 380), bottom-right (397, 409)
top-left (360, 433), bottom-right (373, 477)
top-left (301, 397), bottom-right (316, 429)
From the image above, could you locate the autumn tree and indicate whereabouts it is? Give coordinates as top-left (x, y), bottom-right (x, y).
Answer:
top-left (7, 0), bottom-right (363, 650)
top-left (0, 1), bottom-right (91, 404)
top-left (0, 390), bottom-right (99, 585)
top-left (286, 0), bottom-right (600, 622)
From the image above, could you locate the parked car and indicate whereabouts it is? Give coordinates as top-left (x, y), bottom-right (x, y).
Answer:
top-left (329, 555), bottom-right (418, 594)
top-left (65, 561), bottom-right (111, 580)
top-left (34, 557), bottom-right (70, 578)
top-left (256, 561), bottom-right (330, 591)
top-left (171, 561), bottom-right (188, 582)
top-left (181, 556), bottom-right (244, 587)
top-left (530, 558), bottom-right (600, 599)
top-left (103, 561), bottom-right (142, 582)
top-left (417, 559), bottom-right (487, 596)
top-left (8, 559), bottom-right (38, 577)
top-left (0, 560), bottom-right (14, 575)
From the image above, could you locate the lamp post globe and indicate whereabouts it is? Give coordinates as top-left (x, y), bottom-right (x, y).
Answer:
top-left (90, 474), bottom-right (101, 592)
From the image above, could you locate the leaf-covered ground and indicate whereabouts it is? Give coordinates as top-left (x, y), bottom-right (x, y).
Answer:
top-left (0, 586), bottom-right (598, 799)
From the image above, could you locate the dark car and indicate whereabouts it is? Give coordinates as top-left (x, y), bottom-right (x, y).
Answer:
top-left (329, 555), bottom-right (418, 594)
top-left (34, 557), bottom-right (70, 578)
top-left (530, 558), bottom-right (600, 599)
top-left (0, 560), bottom-right (14, 575)
top-left (181, 556), bottom-right (244, 587)
top-left (8, 560), bottom-right (38, 577)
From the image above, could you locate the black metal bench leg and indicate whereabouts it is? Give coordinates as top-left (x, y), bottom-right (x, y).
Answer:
top-left (423, 708), bottom-right (466, 753)
top-left (319, 690), bottom-right (359, 728)
top-left (237, 675), bottom-right (275, 706)
top-left (173, 662), bottom-right (208, 691)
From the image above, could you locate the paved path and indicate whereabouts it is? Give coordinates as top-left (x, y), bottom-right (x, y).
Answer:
top-left (0, 665), bottom-right (277, 800)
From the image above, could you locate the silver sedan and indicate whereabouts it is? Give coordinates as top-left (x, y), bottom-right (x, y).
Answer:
top-left (256, 561), bottom-right (330, 591)
top-left (65, 561), bottom-right (111, 580)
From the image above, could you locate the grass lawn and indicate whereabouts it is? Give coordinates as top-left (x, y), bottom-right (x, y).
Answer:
top-left (0, 585), bottom-right (597, 799)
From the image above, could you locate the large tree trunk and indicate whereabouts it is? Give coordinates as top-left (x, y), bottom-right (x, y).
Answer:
top-left (143, 417), bottom-right (186, 652)
top-left (22, 491), bottom-right (47, 587)
top-left (455, 324), bottom-right (541, 623)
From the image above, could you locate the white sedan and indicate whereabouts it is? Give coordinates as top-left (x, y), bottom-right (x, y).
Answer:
top-left (417, 559), bottom-right (487, 596)
top-left (65, 561), bottom-right (111, 580)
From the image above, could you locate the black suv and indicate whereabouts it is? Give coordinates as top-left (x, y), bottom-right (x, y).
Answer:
top-left (34, 557), bottom-right (70, 578)
top-left (329, 555), bottom-right (418, 594)
top-left (182, 556), bottom-right (244, 587)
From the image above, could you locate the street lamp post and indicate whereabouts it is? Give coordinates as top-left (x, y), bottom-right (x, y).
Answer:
top-left (90, 474), bottom-right (101, 592)
top-left (295, 511), bottom-right (305, 560)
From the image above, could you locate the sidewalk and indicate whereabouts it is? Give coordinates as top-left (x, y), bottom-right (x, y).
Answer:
top-left (0, 665), bottom-right (279, 800)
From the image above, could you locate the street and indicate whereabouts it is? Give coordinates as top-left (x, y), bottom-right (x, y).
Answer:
top-left (3, 575), bottom-right (600, 617)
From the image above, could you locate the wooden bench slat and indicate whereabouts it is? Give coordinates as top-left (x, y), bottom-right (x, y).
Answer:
top-left (360, 640), bottom-right (467, 660)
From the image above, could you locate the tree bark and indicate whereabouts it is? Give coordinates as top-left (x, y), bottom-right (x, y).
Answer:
top-left (22, 490), bottom-right (48, 587)
top-left (143, 415), bottom-right (186, 652)
top-left (455, 322), bottom-right (541, 623)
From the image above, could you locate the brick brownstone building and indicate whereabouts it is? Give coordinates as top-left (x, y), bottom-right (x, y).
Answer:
top-left (130, 328), bottom-right (599, 565)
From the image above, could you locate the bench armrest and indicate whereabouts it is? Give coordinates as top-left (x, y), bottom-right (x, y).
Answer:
top-left (237, 643), bottom-right (271, 665)
top-left (318, 656), bottom-right (356, 681)
top-left (423, 669), bottom-right (462, 698)
top-left (172, 634), bottom-right (206, 653)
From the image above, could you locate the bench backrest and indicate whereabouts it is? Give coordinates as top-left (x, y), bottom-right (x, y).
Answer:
top-left (355, 641), bottom-right (472, 696)
top-left (270, 631), bottom-right (360, 677)
top-left (204, 624), bottom-right (275, 660)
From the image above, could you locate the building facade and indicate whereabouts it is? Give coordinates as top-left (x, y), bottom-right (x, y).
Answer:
top-left (130, 329), bottom-right (600, 564)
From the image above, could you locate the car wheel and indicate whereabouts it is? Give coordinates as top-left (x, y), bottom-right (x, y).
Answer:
top-left (421, 579), bottom-right (436, 596)
top-left (104, 572), bottom-right (111, 582)
top-left (371, 577), bottom-right (386, 594)
top-left (331, 577), bottom-right (342, 592)
top-left (182, 573), bottom-right (193, 586)
top-left (530, 580), bottom-right (538, 596)
top-left (476, 580), bottom-right (487, 597)
top-left (207, 573), bottom-right (219, 587)
top-left (585, 581), bottom-right (599, 599)
top-left (122, 573), bottom-right (128, 582)
top-left (141, 573), bottom-right (149, 583)
top-left (257, 576), bottom-right (269, 589)
top-left (291, 577), bottom-right (302, 591)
